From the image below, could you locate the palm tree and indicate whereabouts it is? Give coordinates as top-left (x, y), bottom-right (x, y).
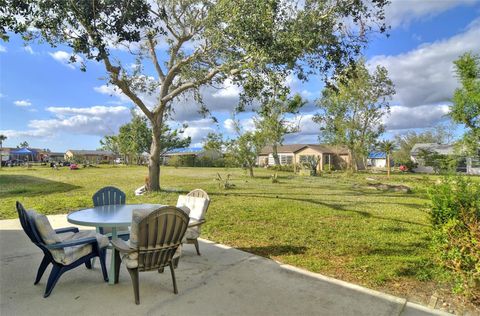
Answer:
top-left (0, 134), bottom-right (6, 169)
top-left (378, 140), bottom-right (395, 178)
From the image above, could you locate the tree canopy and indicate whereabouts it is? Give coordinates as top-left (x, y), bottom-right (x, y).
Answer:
top-left (314, 59), bottom-right (395, 170)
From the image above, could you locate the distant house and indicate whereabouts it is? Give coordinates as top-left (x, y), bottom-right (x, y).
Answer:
top-left (410, 143), bottom-right (456, 173)
top-left (46, 152), bottom-right (65, 162)
top-left (257, 144), bottom-right (350, 172)
top-left (160, 147), bottom-right (222, 166)
top-left (367, 151), bottom-right (391, 168)
top-left (65, 150), bottom-right (115, 163)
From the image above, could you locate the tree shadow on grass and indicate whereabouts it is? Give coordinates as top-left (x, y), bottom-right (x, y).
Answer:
top-left (209, 191), bottom-right (428, 227)
top-left (0, 175), bottom-right (81, 198)
top-left (238, 245), bottom-right (307, 259)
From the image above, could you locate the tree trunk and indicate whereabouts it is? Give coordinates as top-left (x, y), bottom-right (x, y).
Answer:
top-left (272, 144), bottom-right (280, 165)
top-left (386, 153), bottom-right (390, 178)
top-left (249, 165), bottom-right (254, 177)
top-left (148, 128), bottom-right (162, 191)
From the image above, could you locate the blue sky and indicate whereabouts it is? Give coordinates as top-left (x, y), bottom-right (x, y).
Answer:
top-left (1, 0), bottom-right (480, 151)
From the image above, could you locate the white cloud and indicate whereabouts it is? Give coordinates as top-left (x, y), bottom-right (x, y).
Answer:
top-left (49, 50), bottom-right (84, 69)
top-left (24, 46), bottom-right (34, 54)
top-left (385, 0), bottom-right (477, 28)
top-left (14, 100), bottom-right (32, 107)
top-left (223, 117), bottom-right (255, 134)
top-left (1, 105), bottom-right (130, 139)
top-left (369, 19), bottom-right (480, 108)
top-left (384, 104), bottom-right (451, 130)
top-left (0, 45), bottom-right (6, 53)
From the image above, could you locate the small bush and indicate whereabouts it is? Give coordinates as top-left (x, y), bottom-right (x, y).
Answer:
top-left (267, 164), bottom-right (294, 172)
top-left (429, 177), bottom-right (480, 301)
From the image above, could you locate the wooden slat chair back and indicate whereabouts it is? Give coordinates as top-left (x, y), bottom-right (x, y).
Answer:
top-left (111, 206), bottom-right (189, 304)
top-left (136, 206), bottom-right (189, 271)
top-left (184, 189), bottom-right (210, 255)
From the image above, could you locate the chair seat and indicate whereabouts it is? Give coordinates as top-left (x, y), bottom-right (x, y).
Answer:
top-left (184, 227), bottom-right (200, 240)
top-left (52, 231), bottom-right (109, 265)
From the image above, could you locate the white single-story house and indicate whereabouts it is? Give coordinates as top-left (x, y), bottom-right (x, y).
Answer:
top-left (257, 144), bottom-right (350, 172)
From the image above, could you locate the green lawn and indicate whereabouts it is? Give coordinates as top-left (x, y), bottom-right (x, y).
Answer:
top-left (0, 165), bottom-right (462, 302)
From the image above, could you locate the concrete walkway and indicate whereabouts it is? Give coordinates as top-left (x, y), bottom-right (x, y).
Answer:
top-left (0, 215), bottom-right (450, 316)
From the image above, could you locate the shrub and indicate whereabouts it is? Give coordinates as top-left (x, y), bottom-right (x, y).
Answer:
top-left (267, 164), bottom-right (294, 172)
top-left (429, 177), bottom-right (480, 301)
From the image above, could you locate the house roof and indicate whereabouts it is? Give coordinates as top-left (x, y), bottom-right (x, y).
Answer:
top-left (259, 144), bottom-right (349, 155)
top-left (67, 150), bottom-right (114, 156)
top-left (368, 151), bottom-right (387, 159)
top-left (411, 143), bottom-right (455, 156)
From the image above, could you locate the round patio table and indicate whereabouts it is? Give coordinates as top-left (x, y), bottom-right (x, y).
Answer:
top-left (67, 204), bottom-right (164, 285)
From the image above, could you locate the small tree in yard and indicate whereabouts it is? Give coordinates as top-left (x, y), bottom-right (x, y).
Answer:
top-left (3, 1), bottom-right (389, 190)
top-left (227, 130), bottom-right (265, 178)
top-left (314, 59), bottom-right (395, 171)
top-left (378, 140), bottom-right (395, 178)
top-left (255, 94), bottom-right (306, 165)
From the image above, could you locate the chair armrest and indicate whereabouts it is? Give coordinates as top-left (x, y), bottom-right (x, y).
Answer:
top-left (111, 239), bottom-right (136, 254)
top-left (46, 237), bottom-right (97, 249)
top-left (188, 219), bottom-right (206, 228)
top-left (55, 227), bottom-right (79, 234)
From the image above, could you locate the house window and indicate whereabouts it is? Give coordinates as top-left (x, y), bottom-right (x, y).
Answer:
top-left (279, 155), bottom-right (293, 165)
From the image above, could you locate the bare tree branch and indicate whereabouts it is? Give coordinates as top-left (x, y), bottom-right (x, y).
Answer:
top-left (147, 33), bottom-right (165, 82)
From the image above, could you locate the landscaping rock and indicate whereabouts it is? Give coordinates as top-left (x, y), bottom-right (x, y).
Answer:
top-left (367, 183), bottom-right (412, 193)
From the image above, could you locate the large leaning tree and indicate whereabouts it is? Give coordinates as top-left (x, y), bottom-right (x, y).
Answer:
top-left (1, 0), bottom-right (388, 190)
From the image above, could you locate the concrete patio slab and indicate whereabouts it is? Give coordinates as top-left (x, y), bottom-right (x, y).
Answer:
top-left (0, 215), bottom-right (451, 316)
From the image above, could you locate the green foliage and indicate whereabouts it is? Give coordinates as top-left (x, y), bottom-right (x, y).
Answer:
top-left (392, 126), bottom-right (454, 165)
top-left (451, 52), bottom-right (480, 156)
top-left (227, 127), bottom-right (266, 177)
top-left (418, 149), bottom-right (459, 174)
top-left (314, 59), bottom-right (395, 170)
top-left (214, 173), bottom-right (234, 190)
top-left (255, 94), bottom-right (306, 165)
top-left (117, 111), bottom-right (152, 164)
top-left (429, 177), bottom-right (480, 300)
top-left (299, 155), bottom-right (320, 176)
top-left (203, 132), bottom-right (224, 153)
top-left (18, 141), bottom-right (29, 148)
top-left (267, 164), bottom-right (294, 172)
top-left (167, 156), bottom-right (181, 168)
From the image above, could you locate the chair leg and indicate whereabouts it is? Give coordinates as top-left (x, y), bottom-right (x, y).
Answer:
top-left (114, 249), bottom-right (121, 284)
top-left (85, 260), bottom-right (92, 269)
top-left (127, 268), bottom-right (140, 305)
top-left (91, 227), bottom-right (101, 268)
top-left (99, 249), bottom-right (109, 282)
top-left (34, 256), bottom-right (50, 285)
top-left (173, 257), bottom-right (180, 269)
top-left (44, 264), bottom-right (64, 298)
top-left (193, 239), bottom-right (201, 255)
top-left (169, 262), bottom-right (178, 294)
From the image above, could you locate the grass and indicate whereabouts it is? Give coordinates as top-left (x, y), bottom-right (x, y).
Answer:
top-left (0, 164), bottom-right (473, 304)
